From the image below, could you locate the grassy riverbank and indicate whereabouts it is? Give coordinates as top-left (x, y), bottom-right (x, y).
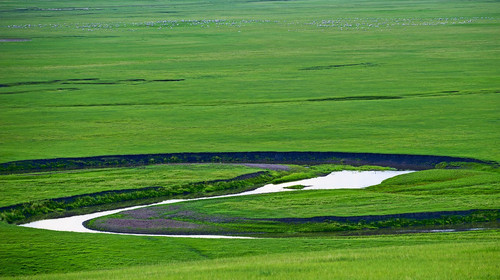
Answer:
top-left (0, 164), bottom-right (389, 224)
top-left (0, 164), bottom-right (265, 207)
top-left (0, 164), bottom-right (284, 224)
top-left (86, 168), bottom-right (500, 236)
top-left (1, 164), bottom-right (497, 277)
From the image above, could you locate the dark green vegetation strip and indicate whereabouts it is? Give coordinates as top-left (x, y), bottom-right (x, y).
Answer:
top-left (262, 209), bottom-right (498, 224)
top-left (0, 78), bottom-right (184, 90)
top-left (0, 151), bottom-right (492, 174)
top-left (299, 62), bottom-right (376, 70)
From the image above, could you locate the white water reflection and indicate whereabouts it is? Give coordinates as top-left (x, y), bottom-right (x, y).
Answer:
top-left (244, 170), bottom-right (414, 194)
top-left (21, 170), bottom-right (412, 238)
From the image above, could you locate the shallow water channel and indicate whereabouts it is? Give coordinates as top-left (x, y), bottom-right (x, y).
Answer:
top-left (21, 170), bottom-right (412, 239)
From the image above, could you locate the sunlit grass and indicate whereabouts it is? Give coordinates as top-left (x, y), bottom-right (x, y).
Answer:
top-left (0, 0), bottom-right (499, 162)
top-left (3, 230), bottom-right (498, 280)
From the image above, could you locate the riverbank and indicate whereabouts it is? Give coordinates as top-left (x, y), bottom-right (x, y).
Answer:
top-left (21, 170), bottom-right (410, 237)
top-left (1, 151), bottom-right (494, 174)
top-left (84, 169), bottom-right (499, 237)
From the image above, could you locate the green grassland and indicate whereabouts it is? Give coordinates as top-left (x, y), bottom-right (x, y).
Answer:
top-left (0, 220), bottom-right (498, 278)
top-left (0, 168), bottom-right (498, 278)
top-left (1, 0), bottom-right (499, 162)
top-left (6, 237), bottom-right (498, 280)
top-left (1, 0), bottom-right (499, 279)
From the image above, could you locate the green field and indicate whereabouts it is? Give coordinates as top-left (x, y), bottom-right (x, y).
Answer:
top-left (32, 242), bottom-right (496, 280)
top-left (1, 0), bottom-right (499, 162)
top-left (1, 0), bottom-right (499, 279)
top-left (0, 221), bottom-right (498, 278)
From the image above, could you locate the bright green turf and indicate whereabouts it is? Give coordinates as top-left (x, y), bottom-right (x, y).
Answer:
top-left (0, 221), bottom-right (498, 278)
top-left (0, 164), bottom-right (263, 207)
top-left (1, 0), bottom-right (499, 162)
top-left (370, 168), bottom-right (500, 195)
top-left (5, 238), bottom-right (498, 280)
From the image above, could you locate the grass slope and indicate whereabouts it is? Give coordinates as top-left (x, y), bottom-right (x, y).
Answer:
top-left (8, 240), bottom-right (499, 280)
top-left (0, 221), bottom-right (498, 278)
top-left (1, 0), bottom-right (499, 162)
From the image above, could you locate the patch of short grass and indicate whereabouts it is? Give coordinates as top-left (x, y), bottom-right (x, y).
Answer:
top-left (283, 185), bottom-right (306, 190)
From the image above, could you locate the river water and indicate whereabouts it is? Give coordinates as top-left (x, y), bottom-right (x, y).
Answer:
top-left (21, 170), bottom-right (413, 238)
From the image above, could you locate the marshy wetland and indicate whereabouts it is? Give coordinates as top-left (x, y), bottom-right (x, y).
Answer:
top-left (0, 0), bottom-right (499, 279)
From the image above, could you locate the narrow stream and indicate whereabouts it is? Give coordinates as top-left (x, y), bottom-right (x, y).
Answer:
top-left (21, 170), bottom-right (413, 238)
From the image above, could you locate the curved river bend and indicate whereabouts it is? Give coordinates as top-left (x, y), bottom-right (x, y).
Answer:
top-left (21, 170), bottom-right (413, 239)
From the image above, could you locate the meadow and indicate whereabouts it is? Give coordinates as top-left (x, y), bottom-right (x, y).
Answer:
top-left (1, 225), bottom-right (497, 279)
top-left (1, 0), bottom-right (499, 162)
top-left (0, 219), bottom-right (499, 279)
top-left (0, 0), bottom-right (499, 279)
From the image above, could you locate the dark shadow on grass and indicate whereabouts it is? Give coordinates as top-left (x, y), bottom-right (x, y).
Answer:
top-left (0, 78), bottom-right (185, 89)
top-left (300, 63), bottom-right (376, 70)
top-left (0, 88), bottom-right (80, 95)
top-left (307, 96), bottom-right (402, 102)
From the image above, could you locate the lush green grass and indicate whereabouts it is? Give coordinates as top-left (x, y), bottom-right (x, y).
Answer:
top-left (371, 168), bottom-right (500, 195)
top-left (1, 0), bottom-right (499, 278)
top-left (0, 164), bottom-right (264, 207)
top-left (1, 0), bottom-right (499, 162)
top-left (6, 239), bottom-right (498, 280)
top-left (0, 220), bottom-right (498, 278)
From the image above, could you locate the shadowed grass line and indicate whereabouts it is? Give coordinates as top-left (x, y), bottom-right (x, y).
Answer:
top-left (299, 62), bottom-right (376, 70)
top-left (0, 78), bottom-right (184, 88)
top-left (1, 151), bottom-right (493, 174)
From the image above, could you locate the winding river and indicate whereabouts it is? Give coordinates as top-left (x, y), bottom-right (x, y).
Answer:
top-left (21, 170), bottom-right (413, 239)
